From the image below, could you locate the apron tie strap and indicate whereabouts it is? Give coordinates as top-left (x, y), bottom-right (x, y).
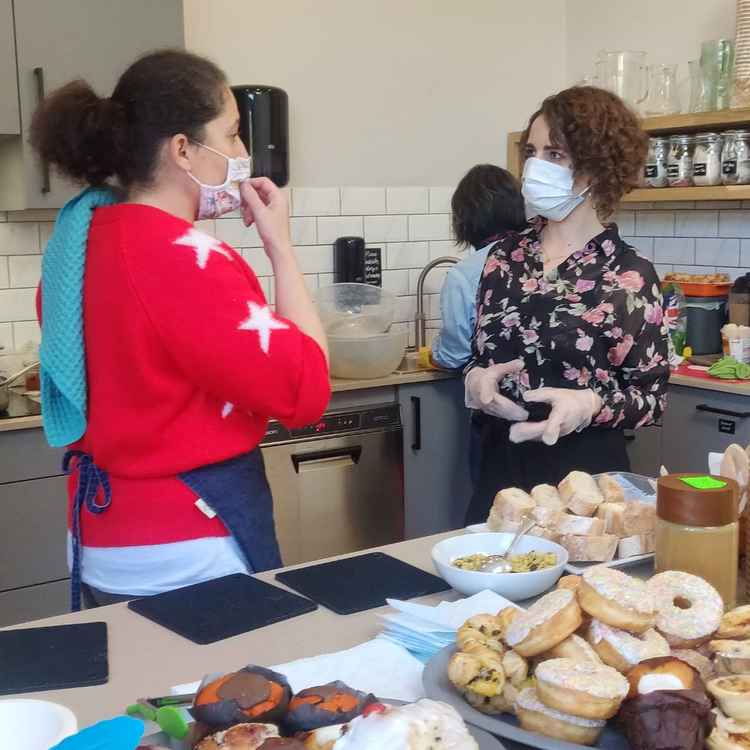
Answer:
top-left (63, 450), bottom-right (112, 611)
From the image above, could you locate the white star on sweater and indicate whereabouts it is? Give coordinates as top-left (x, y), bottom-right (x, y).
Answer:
top-left (174, 228), bottom-right (232, 270)
top-left (221, 402), bottom-right (234, 418)
top-left (238, 301), bottom-right (288, 354)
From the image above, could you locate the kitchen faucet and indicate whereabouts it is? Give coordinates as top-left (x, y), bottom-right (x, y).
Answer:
top-left (414, 256), bottom-right (459, 351)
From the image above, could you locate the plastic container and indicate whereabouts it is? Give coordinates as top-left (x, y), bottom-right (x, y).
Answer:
top-left (316, 283), bottom-right (395, 336)
top-left (328, 329), bottom-right (407, 379)
top-left (656, 473), bottom-right (740, 606)
top-left (685, 295), bottom-right (727, 355)
top-left (0, 699), bottom-right (77, 750)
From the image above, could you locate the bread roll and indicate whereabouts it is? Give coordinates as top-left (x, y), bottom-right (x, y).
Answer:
top-left (555, 513), bottom-right (605, 536)
top-left (597, 474), bottom-right (625, 504)
top-left (531, 484), bottom-right (565, 510)
top-left (558, 471), bottom-right (604, 516)
top-left (558, 534), bottom-right (618, 562)
top-left (617, 533), bottom-right (655, 559)
top-left (531, 506), bottom-right (563, 528)
top-left (620, 502), bottom-right (656, 536)
top-left (528, 525), bottom-right (560, 542)
top-left (596, 503), bottom-right (627, 535)
top-left (491, 488), bottom-right (535, 522)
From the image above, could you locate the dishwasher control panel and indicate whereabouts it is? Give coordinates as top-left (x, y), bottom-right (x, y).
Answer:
top-left (262, 404), bottom-right (401, 445)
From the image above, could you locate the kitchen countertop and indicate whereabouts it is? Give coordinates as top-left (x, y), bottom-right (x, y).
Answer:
top-left (4, 532), bottom-right (462, 728)
top-left (0, 369), bottom-right (455, 433)
top-left (669, 370), bottom-right (750, 397)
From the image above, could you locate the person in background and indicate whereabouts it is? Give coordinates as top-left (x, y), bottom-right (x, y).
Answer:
top-left (464, 86), bottom-right (670, 525)
top-left (429, 165), bottom-right (524, 490)
top-left (31, 49), bottom-right (330, 609)
top-left (431, 165), bottom-right (525, 370)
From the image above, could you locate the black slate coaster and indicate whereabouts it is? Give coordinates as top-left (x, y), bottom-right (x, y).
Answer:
top-left (0, 621), bottom-right (108, 695)
top-left (275, 551), bottom-right (450, 614)
top-left (128, 573), bottom-right (317, 645)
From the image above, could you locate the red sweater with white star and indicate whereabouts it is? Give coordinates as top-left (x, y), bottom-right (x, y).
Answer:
top-left (49, 204), bottom-right (330, 547)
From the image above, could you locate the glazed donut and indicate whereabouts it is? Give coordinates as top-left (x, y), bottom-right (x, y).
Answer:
top-left (504, 589), bottom-right (582, 658)
top-left (647, 571), bottom-right (724, 648)
top-left (586, 619), bottom-right (670, 673)
top-left (456, 614), bottom-right (506, 654)
top-left (534, 657), bottom-right (629, 720)
top-left (515, 687), bottom-right (606, 746)
top-left (545, 634), bottom-right (602, 665)
top-left (578, 567), bottom-right (655, 634)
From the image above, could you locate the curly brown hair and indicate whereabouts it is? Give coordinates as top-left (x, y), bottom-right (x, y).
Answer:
top-left (520, 86), bottom-right (648, 218)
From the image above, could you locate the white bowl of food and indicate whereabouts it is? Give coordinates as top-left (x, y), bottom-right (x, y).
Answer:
top-left (431, 532), bottom-right (568, 601)
top-left (0, 699), bottom-right (77, 750)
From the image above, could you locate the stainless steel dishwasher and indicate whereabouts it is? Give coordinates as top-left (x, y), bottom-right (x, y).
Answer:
top-left (260, 404), bottom-right (404, 566)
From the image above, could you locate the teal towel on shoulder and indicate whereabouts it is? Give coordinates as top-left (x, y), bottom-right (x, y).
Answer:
top-left (40, 187), bottom-right (118, 447)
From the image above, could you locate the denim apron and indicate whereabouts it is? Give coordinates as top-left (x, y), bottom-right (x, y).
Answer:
top-left (64, 448), bottom-right (281, 611)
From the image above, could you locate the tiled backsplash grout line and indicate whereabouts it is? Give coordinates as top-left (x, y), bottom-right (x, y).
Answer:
top-left (2, 188), bottom-right (750, 355)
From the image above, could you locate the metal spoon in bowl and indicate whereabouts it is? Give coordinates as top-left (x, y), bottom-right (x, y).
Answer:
top-left (477, 513), bottom-right (536, 573)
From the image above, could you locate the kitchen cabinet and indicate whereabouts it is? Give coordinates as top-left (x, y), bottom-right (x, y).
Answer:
top-left (398, 378), bottom-right (472, 537)
top-left (661, 384), bottom-right (750, 472)
top-left (0, 427), bottom-right (68, 625)
top-left (625, 425), bottom-right (662, 477)
top-left (0, 0), bottom-right (183, 210)
top-left (0, 0), bottom-right (19, 135)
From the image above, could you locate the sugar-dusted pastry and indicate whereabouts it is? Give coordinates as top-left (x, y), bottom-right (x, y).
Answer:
top-left (647, 571), bottom-right (724, 648)
top-left (558, 471), bottom-right (604, 517)
top-left (587, 620), bottom-right (670, 673)
top-left (534, 657), bottom-right (629, 720)
top-left (504, 589), bottom-right (582, 657)
top-left (544, 633), bottom-right (602, 664)
top-left (516, 687), bottom-right (605, 746)
top-left (720, 605), bottom-right (750, 640)
top-left (670, 648), bottom-right (715, 682)
top-left (597, 474), bottom-right (625, 504)
top-left (579, 567), bottom-right (655, 634)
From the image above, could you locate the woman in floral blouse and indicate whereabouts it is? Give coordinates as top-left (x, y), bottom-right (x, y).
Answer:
top-left (465, 86), bottom-right (669, 524)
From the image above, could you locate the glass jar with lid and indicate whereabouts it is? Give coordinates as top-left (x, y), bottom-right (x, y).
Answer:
top-left (693, 132), bottom-right (723, 186)
top-left (722, 130), bottom-right (750, 185)
top-left (656, 473), bottom-right (740, 606)
top-left (645, 137), bottom-right (669, 188)
top-left (667, 135), bottom-right (695, 187)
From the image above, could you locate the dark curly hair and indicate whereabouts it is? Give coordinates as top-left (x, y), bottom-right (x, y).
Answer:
top-left (30, 49), bottom-right (227, 189)
top-left (451, 164), bottom-right (525, 248)
top-left (520, 86), bottom-right (648, 218)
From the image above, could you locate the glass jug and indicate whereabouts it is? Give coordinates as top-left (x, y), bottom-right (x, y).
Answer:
top-left (689, 59), bottom-right (710, 113)
top-left (601, 51), bottom-right (648, 110)
top-left (642, 64), bottom-right (681, 116)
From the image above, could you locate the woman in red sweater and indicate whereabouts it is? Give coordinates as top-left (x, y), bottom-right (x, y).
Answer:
top-left (30, 50), bottom-right (330, 609)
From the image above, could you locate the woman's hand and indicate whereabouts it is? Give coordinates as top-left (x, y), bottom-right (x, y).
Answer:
top-left (240, 178), bottom-right (293, 262)
top-left (465, 361), bottom-right (529, 421)
top-left (509, 387), bottom-right (603, 446)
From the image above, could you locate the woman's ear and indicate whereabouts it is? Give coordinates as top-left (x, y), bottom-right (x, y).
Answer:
top-left (167, 133), bottom-right (192, 174)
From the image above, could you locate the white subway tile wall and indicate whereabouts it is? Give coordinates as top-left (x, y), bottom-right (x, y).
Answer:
top-left (3, 195), bottom-right (750, 353)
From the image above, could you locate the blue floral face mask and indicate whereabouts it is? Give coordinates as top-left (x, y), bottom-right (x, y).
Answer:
top-left (189, 142), bottom-right (252, 220)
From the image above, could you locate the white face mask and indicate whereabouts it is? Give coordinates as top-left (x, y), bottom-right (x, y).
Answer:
top-left (189, 142), bottom-right (252, 220)
top-left (521, 157), bottom-right (590, 222)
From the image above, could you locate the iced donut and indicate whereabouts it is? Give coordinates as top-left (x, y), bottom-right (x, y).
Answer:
top-left (515, 687), bottom-right (606, 745)
top-left (534, 657), bottom-right (629, 720)
top-left (647, 571), bottom-right (724, 648)
top-left (544, 634), bottom-right (602, 664)
top-left (586, 619), bottom-right (670, 673)
top-left (504, 589), bottom-right (582, 658)
top-left (578, 567), bottom-right (655, 634)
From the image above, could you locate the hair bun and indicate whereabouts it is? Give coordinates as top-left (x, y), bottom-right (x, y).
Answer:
top-left (30, 80), bottom-right (128, 186)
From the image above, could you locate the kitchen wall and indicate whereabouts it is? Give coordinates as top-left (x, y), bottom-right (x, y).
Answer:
top-left (183, 0), bottom-right (568, 186)
top-left (0, 186), bottom-right (459, 355)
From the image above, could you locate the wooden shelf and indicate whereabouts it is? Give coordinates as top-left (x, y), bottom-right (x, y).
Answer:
top-left (624, 185), bottom-right (750, 203)
top-left (641, 109), bottom-right (750, 135)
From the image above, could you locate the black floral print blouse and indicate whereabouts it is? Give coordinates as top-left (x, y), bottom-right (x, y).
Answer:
top-left (471, 219), bottom-right (669, 430)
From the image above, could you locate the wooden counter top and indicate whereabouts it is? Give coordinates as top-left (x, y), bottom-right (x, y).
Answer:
top-left (670, 371), bottom-right (750, 397)
top-left (0, 370), bottom-right (456, 434)
top-left (3, 532), bottom-right (462, 728)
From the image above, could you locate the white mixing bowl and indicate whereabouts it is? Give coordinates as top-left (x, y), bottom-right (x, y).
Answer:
top-left (0, 699), bottom-right (77, 750)
top-left (431, 532), bottom-right (568, 601)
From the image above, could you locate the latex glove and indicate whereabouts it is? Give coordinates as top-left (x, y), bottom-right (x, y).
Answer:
top-left (464, 360), bottom-right (529, 421)
top-left (509, 387), bottom-right (603, 446)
